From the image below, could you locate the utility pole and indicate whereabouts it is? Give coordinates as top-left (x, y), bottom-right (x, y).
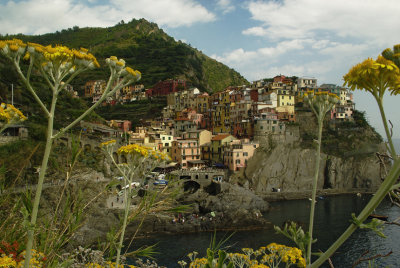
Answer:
top-left (11, 83), bottom-right (13, 105)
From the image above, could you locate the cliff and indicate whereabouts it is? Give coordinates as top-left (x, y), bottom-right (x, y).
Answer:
top-left (242, 142), bottom-right (389, 199)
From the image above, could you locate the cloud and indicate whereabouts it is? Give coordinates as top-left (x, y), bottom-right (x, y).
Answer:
top-left (0, 0), bottom-right (215, 35)
top-left (242, 26), bottom-right (268, 36)
top-left (244, 0), bottom-right (400, 45)
top-left (216, 0), bottom-right (235, 14)
top-left (215, 39), bottom-right (310, 64)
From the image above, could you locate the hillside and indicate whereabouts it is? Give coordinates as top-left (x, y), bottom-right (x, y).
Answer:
top-left (4, 18), bottom-right (248, 93)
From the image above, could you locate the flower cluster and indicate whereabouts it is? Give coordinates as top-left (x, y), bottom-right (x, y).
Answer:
top-left (0, 254), bottom-right (16, 267)
top-left (85, 261), bottom-right (136, 268)
top-left (343, 55), bottom-right (400, 96)
top-left (100, 139), bottom-right (117, 148)
top-left (0, 103), bottom-right (27, 124)
top-left (188, 257), bottom-right (207, 268)
top-left (0, 249), bottom-right (47, 268)
top-left (187, 244), bottom-right (305, 268)
top-left (117, 144), bottom-right (169, 161)
top-left (260, 243), bottom-right (305, 268)
top-left (303, 91), bottom-right (339, 119)
top-left (106, 56), bottom-right (141, 82)
top-left (0, 241), bottom-right (23, 263)
top-left (0, 39), bottom-right (99, 71)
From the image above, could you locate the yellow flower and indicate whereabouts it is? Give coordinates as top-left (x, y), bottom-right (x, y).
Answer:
top-left (0, 254), bottom-right (17, 267)
top-left (189, 257), bottom-right (207, 268)
top-left (0, 103), bottom-right (27, 124)
top-left (100, 139), bottom-right (117, 147)
top-left (343, 55), bottom-right (400, 96)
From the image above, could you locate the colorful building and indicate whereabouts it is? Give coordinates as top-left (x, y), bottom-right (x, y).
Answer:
top-left (171, 139), bottom-right (201, 169)
top-left (210, 134), bottom-right (236, 164)
top-left (224, 139), bottom-right (259, 171)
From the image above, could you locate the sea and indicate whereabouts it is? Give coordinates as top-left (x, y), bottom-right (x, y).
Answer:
top-left (128, 194), bottom-right (400, 267)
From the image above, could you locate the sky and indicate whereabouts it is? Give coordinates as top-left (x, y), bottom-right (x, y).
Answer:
top-left (1, 0), bottom-right (400, 138)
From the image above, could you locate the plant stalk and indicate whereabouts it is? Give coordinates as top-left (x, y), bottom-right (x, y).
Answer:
top-left (116, 181), bottom-right (132, 267)
top-left (376, 97), bottom-right (397, 159)
top-left (23, 93), bottom-right (57, 268)
top-left (307, 114), bottom-right (323, 265)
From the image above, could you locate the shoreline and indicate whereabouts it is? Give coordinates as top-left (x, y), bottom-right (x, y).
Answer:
top-left (257, 188), bottom-right (374, 202)
top-left (123, 190), bottom-right (373, 240)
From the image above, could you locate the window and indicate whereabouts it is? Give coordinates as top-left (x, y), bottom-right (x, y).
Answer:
top-left (168, 137), bottom-right (171, 140)
top-left (236, 159), bottom-right (241, 164)
top-left (162, 137), bottom-right (165, 140)
top-left (243, 152), bottom-right (248, 156)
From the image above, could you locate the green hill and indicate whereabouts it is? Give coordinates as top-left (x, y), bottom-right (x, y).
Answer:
top-left (4, 18), bottom-right (248, 93)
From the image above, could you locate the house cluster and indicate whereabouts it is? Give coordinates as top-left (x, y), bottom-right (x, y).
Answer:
top-left (83, 80), bottom-right (146, 104)
top-left (100, 75), bottom-right (355, 172)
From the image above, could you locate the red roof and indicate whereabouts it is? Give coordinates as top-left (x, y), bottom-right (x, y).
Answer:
top-left (212, 134), bottom-right (231, 141)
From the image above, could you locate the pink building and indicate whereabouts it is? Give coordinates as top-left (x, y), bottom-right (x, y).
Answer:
top-left (223, 139), bottom-right (259, 171)
top-left (171, 139), bottom-right (201, 169)
top-left (110, 120), bottom-right (132, 132)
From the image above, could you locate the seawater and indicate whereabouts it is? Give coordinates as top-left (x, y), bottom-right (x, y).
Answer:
top-left (128, 195), bottom-right (400, 267)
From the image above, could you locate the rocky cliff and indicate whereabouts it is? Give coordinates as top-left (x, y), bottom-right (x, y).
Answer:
top-left (242, 142), bottom-right (389, 198)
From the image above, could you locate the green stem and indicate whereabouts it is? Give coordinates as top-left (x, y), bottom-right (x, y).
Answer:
top-left (307, 114), bottom-right (323, 265)
top-left (23, 92), bottom-right (57, 268)
top-left (13, 60), bottom-right (50, 117)
top-left (116, 177), bottom-right (132, 267)
top-left (311, 157), bottom-right (400, 267)
top-left (52, 73), bottom-right (124, 139)
top-left (376, 97), bottom-right (397, 160)
top-left (391, 183), bottom-right (400, 191)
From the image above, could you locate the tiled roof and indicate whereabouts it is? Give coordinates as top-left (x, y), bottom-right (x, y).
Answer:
top-left (211, 134), bottom-right (231, 141)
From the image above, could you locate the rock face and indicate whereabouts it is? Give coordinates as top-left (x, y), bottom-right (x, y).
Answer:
top-left (244, 143), bottom-right (388, 195)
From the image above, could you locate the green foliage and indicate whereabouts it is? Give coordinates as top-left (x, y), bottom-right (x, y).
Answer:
top-left (350, 213), bottom-right (386, 238)
top-left (274, 221), bottom-right (314, 261)
top-left (300, 110), bottom-right (383, 158)
top-left (5, 18), bottom-right (248, 93)
top-left (96, 98), bottom-right (166, 122)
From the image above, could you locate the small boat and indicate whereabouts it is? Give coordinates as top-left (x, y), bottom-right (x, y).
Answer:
top-left (368, 214), bottom-right (388, 221)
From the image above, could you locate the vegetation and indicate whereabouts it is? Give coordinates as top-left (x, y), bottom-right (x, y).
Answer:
top-left (299, 109), bottom-right (383, 158)
top-left (2, 18), bottom-right (248, 93)
top-left (96, 98), bottom-right (167, 128)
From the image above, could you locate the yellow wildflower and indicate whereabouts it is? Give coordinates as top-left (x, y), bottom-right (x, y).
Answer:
top-left (0, 254), bottom-right (17, 267)
top-left (100, 140), bottom-right (117, 147)
top-left (344, 55), bottom-right (400, 96)
top-left (189, 257), bottom-right (207, 268)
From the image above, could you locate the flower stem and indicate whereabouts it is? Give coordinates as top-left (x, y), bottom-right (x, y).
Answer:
top-left (307, 114), bottom-right (323, 265)
top-left (116, 179), bottom-right (132, 267)
top-left (376, 97), bottom-right (397, 159)
top-left (23, 93), bottom-right (57, 268)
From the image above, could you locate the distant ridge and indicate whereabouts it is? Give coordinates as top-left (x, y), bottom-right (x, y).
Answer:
top-left (3, 18), bottom-right (248, 93)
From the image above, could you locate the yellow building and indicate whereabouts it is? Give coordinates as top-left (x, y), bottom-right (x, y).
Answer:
top-left (210, 134), bottom-right (236, 163)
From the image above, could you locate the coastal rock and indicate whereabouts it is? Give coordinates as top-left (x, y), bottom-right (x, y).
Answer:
top-left (244, 143), bottom-right (388, 196)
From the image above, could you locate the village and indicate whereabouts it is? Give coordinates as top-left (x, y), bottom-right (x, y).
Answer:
top-left (75, 75), bottom-right (355, 174)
